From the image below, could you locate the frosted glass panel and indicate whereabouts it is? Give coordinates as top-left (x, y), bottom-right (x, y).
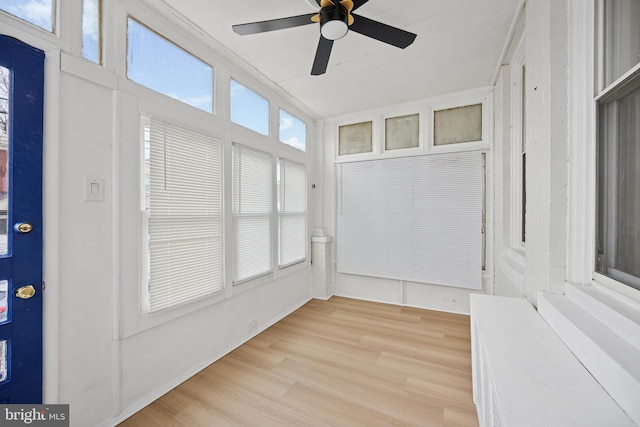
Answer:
top-left (0, 340), bottom-right (6, 383)
top-left (0, 66), bottom-right (9, 255)
top-left (0, 280), bottom-right (7, 324)
top-left (434, 104), bottom-right (482, 145)
top-left (339, 121), bottom-right (372, 155)
top-left (385, 114), bottom-right (419, 150)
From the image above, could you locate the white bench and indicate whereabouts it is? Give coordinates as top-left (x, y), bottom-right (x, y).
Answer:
top-left (470, 294), bottom-right (635, 427)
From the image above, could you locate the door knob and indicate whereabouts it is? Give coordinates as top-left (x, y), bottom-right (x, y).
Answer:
top-left (15, 285), bottom-right (36, 299)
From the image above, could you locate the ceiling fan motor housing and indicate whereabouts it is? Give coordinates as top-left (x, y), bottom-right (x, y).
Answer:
top-left (319, 4), bottom-right (349, 40)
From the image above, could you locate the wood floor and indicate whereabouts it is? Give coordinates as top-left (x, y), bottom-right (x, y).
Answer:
top-left (119, 297), bottom-right (479, 427)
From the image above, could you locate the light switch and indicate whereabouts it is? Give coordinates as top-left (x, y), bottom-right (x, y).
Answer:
top-left (85, 177), bottom-right (104, 201)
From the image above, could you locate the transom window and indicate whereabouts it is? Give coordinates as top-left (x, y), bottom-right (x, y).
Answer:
top-left (0, 0), bottom-right (54, 32)
top-left (279, 109), bottom-right (306, 151)
top-left (230, 79), bottom-right (269, 136)
top-left (127, 18), bottom-right (213, 113)
top-left (82, 0), bottom-right (101, 63)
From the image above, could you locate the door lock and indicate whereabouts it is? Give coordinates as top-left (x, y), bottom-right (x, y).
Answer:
top-left (15, 285), bottom-right (36, 300)
top-left (15, 223), bottom-right (33, 234)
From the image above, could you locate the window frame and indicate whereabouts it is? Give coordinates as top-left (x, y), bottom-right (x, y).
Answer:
top-left (509, 39), bottom-right (526, 252)
top-left (567, 0), bottom-right (640, 299)
top-left (82, 0), bottom-right (102, 64)
top-left (277, 158), bottom-right (307, 269)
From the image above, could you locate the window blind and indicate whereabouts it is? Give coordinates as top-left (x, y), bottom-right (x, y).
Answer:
top-left (337, 151), bottom-right (483, 290)
top-left (278, 159), bottom-right (306, 267)
top-left (232, 144), bottom-right (273, 283)
top-left (145, 118), bottom-right (222, 313)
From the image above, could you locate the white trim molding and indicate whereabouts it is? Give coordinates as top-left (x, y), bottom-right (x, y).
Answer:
top-left (566, 0), bottom-right (596, 286)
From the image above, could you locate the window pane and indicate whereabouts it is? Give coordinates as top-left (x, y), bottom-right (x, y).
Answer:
top-left (279, 159), bottom-right (306, 267)
top-left (434, 104), bottom-right (482, 146)
top-left (279, 109), bottom-right (306, 151)
top-left (597, 83), bottom-right (640, 290)
top-left (144, 118), bottom-right (223, 313)
top-left (82, 0), bottom-right (101, 63)
top-left (230, 79), bottom-right (269, 136)
top-left (339, 121), bottom-right (372, 155)
top-left (232, 145), bottom-right (273, 283)
top-left (127, 19), bottom-right (213, 113)
top-left (604, 0), bottom-right (640, 87)
top-left (385, 114), bottom-right (419, 150)
top-left (0, 0), bottom-right (53, 32)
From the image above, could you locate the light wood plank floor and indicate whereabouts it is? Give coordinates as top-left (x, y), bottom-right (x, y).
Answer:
top-left (119, 297), bottom-right (479, 427)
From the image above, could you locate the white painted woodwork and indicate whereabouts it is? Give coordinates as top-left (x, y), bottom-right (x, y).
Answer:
top-left (471, 294), bottom-right (635, 427)
top-left (538, 284), bottom-right (640, 425)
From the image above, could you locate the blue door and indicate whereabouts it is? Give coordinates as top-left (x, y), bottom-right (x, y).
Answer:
top-left (0, 35), bottom-right (45, 404)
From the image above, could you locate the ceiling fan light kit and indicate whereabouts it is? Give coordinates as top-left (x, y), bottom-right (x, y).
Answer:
top-left (232, 0), bottom-right (417, 75)
top-left (319, 6), bottom-right (349, 40)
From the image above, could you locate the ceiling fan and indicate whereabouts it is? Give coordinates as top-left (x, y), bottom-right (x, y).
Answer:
top-left (232, 0), bottom-right (417, 76)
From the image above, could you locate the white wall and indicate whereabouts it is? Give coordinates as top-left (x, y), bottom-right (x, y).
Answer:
top-left (493, 1), bottom-right (572, 305)
top-left (1, 3), bottom-right (316, 426)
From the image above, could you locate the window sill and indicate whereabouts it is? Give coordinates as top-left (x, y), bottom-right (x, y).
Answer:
top-left (592, 273), bottom-right (640, 306)
top-left (233, 260), bottom-right (311, 297)
top-left (123, 288), bottom-right (228, 338)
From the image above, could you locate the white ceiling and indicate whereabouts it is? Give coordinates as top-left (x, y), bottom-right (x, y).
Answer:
top-left (158, 0), bottom-right (521, 119)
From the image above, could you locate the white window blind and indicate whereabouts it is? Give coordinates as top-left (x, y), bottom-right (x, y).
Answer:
top-left (233, 144), bottom-right (273, 283)
top-left (144, 118), bottom-right (222, 313)
top-left (337, 151), bottom-right (483, 289)
top-left (278, 159), bottom-right (306, 267)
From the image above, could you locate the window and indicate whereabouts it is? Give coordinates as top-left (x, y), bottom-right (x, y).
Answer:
top-left (433, 104), bottom-right (482, 146)
top-left (232, 144), bottom-right (273, 283)
top-left (279, 109), bottom-right (306, 151)
top-left (230, 79), bottom-right (269, 136)
top-left (339, 121), bottom-right (373, 155)
top-left (143, 118), bottom-right (223, 313)
top-left (82, 0), bottom-right (101, 63)
top-left (511, 62), bottom-right (526, 248)
top-left (337, 152), bottom-right (484, 289)
top-left (385, 114), bottom-right (419, 150)
top-left (127, 18), bottom-right (213, 113)
top-left (278, 159), bottom-right (306, 267)
top-left (0, 0), bottom-right (53, 32)
top-left (596, 0), bottom-right (640, 291)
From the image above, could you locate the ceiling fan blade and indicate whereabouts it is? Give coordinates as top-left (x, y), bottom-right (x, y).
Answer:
top-left (232, 13), bottom-right (317, 35)
top-left (320, 0), bottom-right (335, 7)
top-left (349, 14), bottom-right (416, 48)
top-left (351, 0), bottom-right (370, 11)
top-left (311, 36), bottom-right (334, 76)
